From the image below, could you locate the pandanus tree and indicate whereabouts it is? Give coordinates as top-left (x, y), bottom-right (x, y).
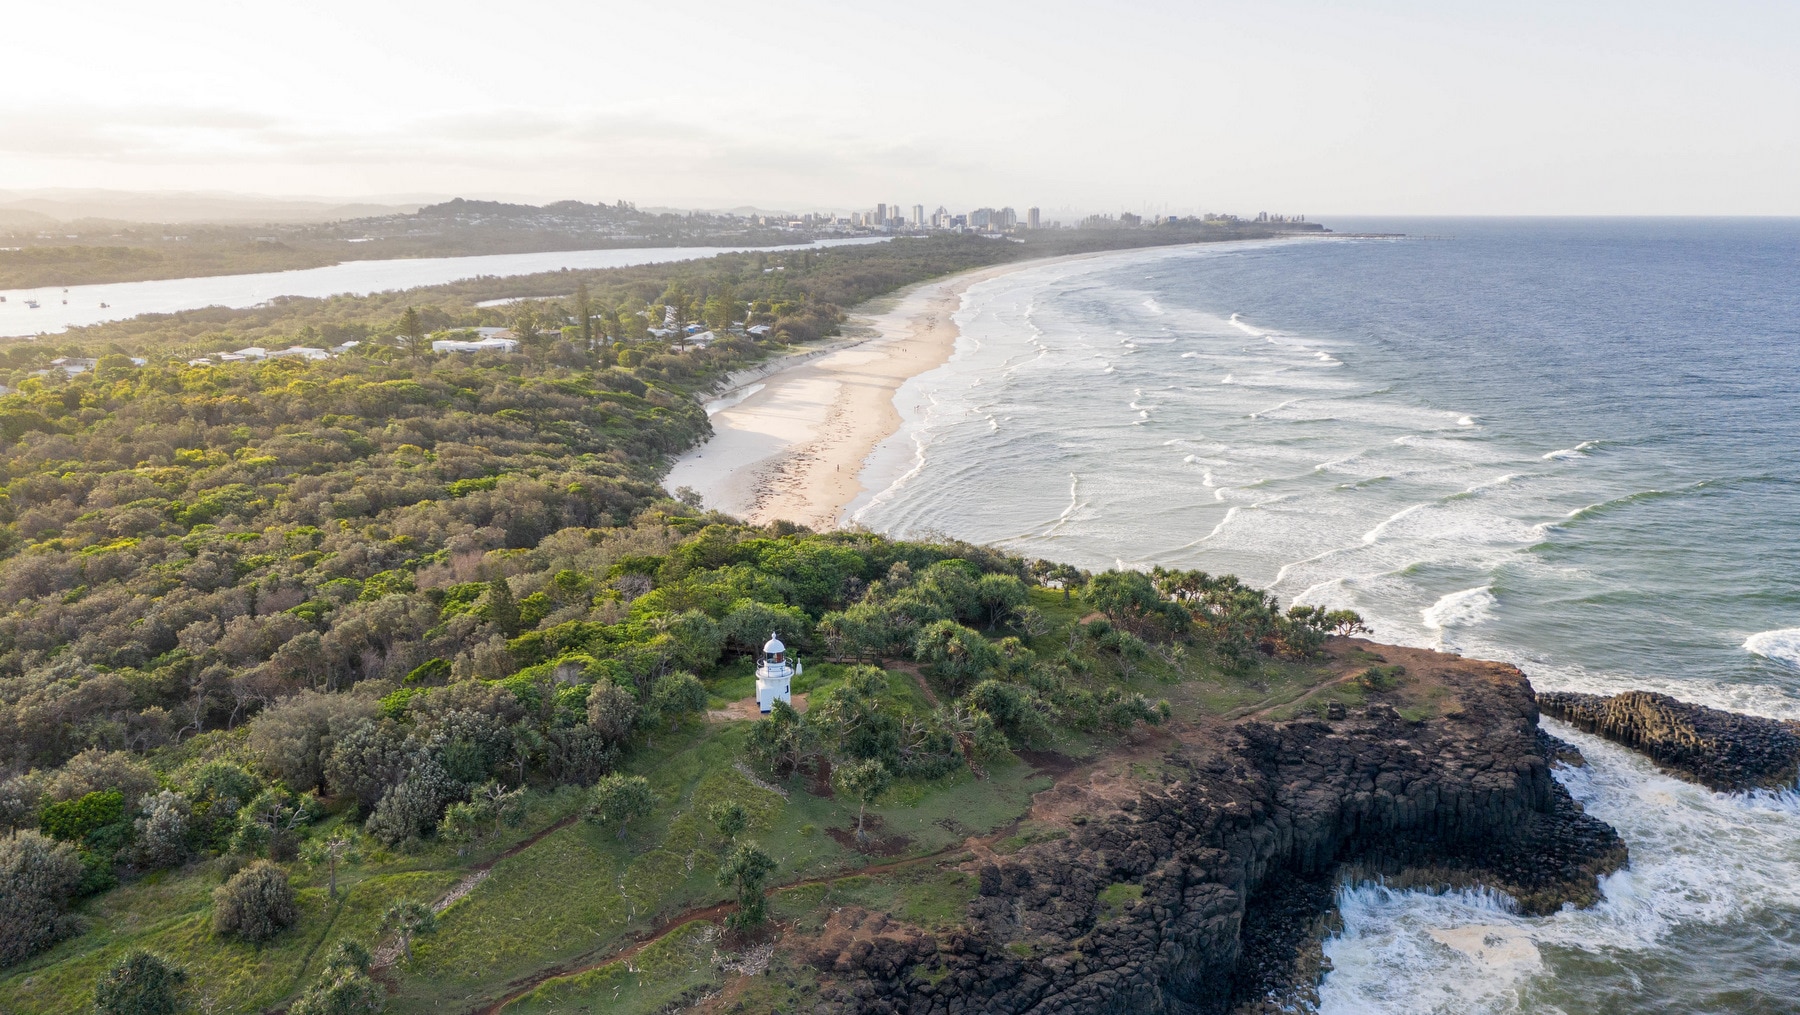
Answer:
top-left (382, 900), bottom-right (437, 962)
top-left (831, 758), bottom-right (892, 843)
top-left (718, 841), bottom-right (776, 930)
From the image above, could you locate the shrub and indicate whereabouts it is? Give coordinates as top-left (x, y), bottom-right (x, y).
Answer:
top-left (546, 726), bottom-right (617, 785)
top-left (93, 950), bottom-right (187, 1015)
top-left (365, 758), bottom-right (456, 846)
top-left (584, 774), bottom-right (654, 839)
top-left (131, 791), bottom-right (191, 870)
top-left (710, 801), bottom-right (748, 843)
top-left (0, 829), bottom-right (85, 966)
top-left (585, 681), bottom-right (639, 747)
top-left (913, 620), bottom-right (1000, 696)
top-left (43, 750), bottom-right (158, 815)
top-left (648, 671), bottom-right (707, 729)
top-left (324, 719), bottom-right (409, 813)
top-left (965, 680), bottom-right (1050, 747)
top-left (39, 789), bottom-right (125, 843)
top-left (184, 763), bottom-right (261, 853)
top-left (211, 860), bottom-right (298, 942)
top-left (246, 690), bottom-right (378, 793)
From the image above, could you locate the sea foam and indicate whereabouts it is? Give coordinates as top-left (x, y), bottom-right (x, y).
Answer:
top-left (1542, 439), bottom-right (1600, 460)
top-left (1421, 586), bottom-right (1496, 631)
top-left (1745, 628), bottom-right (1800, 668)
top-left (1322, 723), bottom-right (1800, 1015)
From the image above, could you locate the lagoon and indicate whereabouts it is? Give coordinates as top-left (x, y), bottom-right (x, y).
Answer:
top-left (0, 237), bottom-right (883, 338)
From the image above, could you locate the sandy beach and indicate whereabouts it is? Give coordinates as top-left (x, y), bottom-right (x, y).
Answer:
top-left (665, 258), bottom-right (1043, 529)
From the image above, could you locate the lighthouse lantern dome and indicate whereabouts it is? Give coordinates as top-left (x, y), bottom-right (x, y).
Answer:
top-left (763, 634), bottom-right (785, 656)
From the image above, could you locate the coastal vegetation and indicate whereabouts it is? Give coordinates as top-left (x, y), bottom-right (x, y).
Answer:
top-left (0, 231), bottom-right (1373, 1013)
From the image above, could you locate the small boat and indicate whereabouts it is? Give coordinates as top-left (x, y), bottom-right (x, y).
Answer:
top-left (98, 301), bottom-right (109, 308)
top-left (24, 299), bottom-right (39, 308)
top-left (61, 299), bottom-right (68, 305)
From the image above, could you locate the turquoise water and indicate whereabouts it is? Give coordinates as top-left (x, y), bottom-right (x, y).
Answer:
top-left (849, 220), bottom-right (1800, 1012)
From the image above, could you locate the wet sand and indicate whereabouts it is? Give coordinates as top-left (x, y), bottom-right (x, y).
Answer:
top-left (665, 261), bottom-right (1019, 528)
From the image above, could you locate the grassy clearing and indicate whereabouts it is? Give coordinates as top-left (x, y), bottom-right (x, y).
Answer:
top-left (769, 868), bottom-right (976, 938)
top-left (0, 865), bottom-right (465, 1015)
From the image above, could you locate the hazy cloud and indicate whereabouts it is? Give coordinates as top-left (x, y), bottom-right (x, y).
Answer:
top-left (2, 0), bottom-right (1796, 213)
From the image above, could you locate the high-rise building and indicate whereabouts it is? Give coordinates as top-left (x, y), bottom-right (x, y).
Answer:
top-left (1027, 207), bottom-right (1040, 229)
top-left (912, 204), bottom-right (924, 227)
top-left (996, 207), bottom-right (1018, 230)
top-left (877, 203), bottom-right (887, 224)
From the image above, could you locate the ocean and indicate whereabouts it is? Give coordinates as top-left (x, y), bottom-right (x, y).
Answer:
top-left (848, 219), bottom-right (1800, 1013)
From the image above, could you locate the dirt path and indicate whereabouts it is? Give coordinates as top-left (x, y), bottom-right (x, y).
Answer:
top-left (1230, 669), bottom-right (1361, 721)
top-left (463, 845), bottom-right (972, 1014)
top-left (370, 812), bottom-right (583, 969)
top-left (885, 660), bottom-right (942, 708)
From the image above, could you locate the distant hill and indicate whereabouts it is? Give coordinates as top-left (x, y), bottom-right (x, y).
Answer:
top-left (0, 189), bottom-right (423, 225)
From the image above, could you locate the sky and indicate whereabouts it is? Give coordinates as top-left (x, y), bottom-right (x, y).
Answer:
top-left (3, 0), bottom-right (1797, 216)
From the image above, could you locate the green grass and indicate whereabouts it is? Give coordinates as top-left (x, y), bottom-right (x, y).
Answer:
top-left (0, 865), bottom-right (466, 1015)
top-left (814, 868), bottom-right (979, 929)
top-left (500, 921), bottom-right (723, 1015)
top-left (1096, 881), bottom-right (1144, 919)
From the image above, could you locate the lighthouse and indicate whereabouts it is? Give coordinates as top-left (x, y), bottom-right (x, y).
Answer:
top-left (756, 633), bottom-right (799, 713)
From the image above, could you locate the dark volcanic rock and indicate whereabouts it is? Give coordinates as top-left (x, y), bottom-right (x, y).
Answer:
top-left (825, 658), bottom-right (1627, 1015)
top-left (1539, 689), bottom-right (1800, 791)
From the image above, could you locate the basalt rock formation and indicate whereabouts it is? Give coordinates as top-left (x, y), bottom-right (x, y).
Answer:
top-left (817, 654), bottom-right (1626, 1015)
top-left (1538, 689), bottom-right (1800, 792)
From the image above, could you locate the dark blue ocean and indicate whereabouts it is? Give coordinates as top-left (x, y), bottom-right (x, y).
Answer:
top-left (850, 218), bottom-right (1800, 1013)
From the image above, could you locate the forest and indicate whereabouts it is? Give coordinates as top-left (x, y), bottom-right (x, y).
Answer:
top-left (0, 231), bottom-right (1361, 1015)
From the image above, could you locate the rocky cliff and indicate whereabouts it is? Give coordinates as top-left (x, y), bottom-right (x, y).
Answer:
top-left (813, 648), bottom-right (1625, 1015)
top-left (1538, 689), bottom-right (1800, 792)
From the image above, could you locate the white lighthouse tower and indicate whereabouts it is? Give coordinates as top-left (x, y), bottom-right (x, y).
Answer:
top-left (755, 633), bottom-right (798, 713)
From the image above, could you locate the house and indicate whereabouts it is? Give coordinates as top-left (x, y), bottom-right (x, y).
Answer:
top-left (746, 324), bottom-right (773, 338)
top-left (230, 347), bottom-right (269, 360)
top-left (267, 346), bottom-right (330, 361)
top-left (431, 336), bottom-right (519, 354)
top-left (685, 331), bottom-right (715, 347)
top-left (48, 357), bottom-right (97, 376)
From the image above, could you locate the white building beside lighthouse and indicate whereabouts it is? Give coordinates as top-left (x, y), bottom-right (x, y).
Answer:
top-left (756, 633), bottom-right (798, 713)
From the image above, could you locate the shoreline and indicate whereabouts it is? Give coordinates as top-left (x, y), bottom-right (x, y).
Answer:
top-left (663, 249), bottom-right (1123, 529)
